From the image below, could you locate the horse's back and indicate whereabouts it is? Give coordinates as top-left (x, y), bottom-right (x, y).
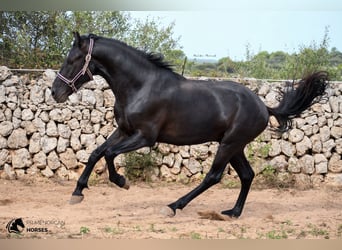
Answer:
top-left (156, 79), bottom-right (269, 145)
top-left (178, 79), bottom-right (268, 121)
top-left (192, 79), bottom-right (269, 137)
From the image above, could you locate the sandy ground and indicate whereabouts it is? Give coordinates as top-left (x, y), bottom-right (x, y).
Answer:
top-left (0, 177), bottom-right (341, 239)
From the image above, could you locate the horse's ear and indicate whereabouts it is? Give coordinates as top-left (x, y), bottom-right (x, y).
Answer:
top-left (73, 31), bottom-right (81, 47)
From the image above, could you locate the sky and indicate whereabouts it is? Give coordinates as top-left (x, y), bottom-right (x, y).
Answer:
top-left (3, 0), bottom-right (341, 62)
top-left (129, 10), bottom-right (342, 61)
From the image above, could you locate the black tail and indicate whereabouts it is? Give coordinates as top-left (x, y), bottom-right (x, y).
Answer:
top-left (267, 71), bottom-right (328, 132)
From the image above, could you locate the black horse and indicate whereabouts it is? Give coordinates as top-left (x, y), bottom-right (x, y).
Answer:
top-left (52, 32), bottom-right (327, 218)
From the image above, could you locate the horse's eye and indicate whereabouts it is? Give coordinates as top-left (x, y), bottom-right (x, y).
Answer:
top-left (67, 54), bottom-right (82, 65)
top-left (66, 58), bottom-right (74, 64)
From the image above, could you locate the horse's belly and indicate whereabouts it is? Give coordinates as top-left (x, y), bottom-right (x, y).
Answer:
top-left (157, 115), bottom-right (226, 145)
top-left (157, 133), bottom-right (221, 145)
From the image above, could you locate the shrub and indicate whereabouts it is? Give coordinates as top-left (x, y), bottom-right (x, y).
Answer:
top-left (124, 152), bottom-right (157, 182)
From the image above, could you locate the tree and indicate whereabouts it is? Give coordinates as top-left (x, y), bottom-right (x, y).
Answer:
top-left (166, 49), bottom-right (186, 74)
top-left (249, 51), bottom-right (273, 79)
top-left (329, 47), bottom-right (342, 67)
top-left (217, 57), bottom-right (237, 75)
top-left (0, 11), bottom-right (184, 70)
top-left (127, 17), bottom-right (180, 61)
top-left (0, 11), bottom-right (79, 68)
top-left (281, 26), bottom-right (331, 79)
top-left (268, 51), bottom-right (287, 70)
top-left (0, 11), bottom-right (63, 67)
top-left (71, 11), bottom-right (130, 40)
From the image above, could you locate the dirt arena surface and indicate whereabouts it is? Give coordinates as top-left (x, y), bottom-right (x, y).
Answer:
top-left (0, 177), bottom-right (341, 239)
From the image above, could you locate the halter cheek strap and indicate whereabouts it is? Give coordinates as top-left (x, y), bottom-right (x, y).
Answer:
top-left (57, 38), bottom-right (94, 93)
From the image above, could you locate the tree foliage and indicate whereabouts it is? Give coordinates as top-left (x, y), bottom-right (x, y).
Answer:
top-left (1, 12), bottom-right (341, 80)
top-left (1, 11), bottom-right (66, 68)
top-left (0, 11), bottom-right (183, 70)
top-left (126, 17), bottom-right (185, 72)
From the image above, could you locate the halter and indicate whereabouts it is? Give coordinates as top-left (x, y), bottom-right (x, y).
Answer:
top-left (57, 38), bottom-right (94, 92)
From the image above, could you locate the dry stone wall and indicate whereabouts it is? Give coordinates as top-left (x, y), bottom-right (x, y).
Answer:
top-left (0, 66), bottom-right (341, 187)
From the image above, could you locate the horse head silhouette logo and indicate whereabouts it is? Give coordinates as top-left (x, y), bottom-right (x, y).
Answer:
top-left (6, 218), bottom-right (25, 234)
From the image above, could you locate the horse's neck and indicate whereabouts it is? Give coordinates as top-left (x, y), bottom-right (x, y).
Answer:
top-left (94, 41), bottom-right (158, 104)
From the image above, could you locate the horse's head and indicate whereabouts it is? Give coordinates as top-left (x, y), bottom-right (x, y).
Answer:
top-left (52, 32), bottom-right (95, 103)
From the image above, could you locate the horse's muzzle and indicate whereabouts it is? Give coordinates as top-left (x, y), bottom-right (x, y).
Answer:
top-left (51, 87), bottom-right (69, 103)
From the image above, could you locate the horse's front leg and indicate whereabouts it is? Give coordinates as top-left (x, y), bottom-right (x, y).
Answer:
top-left (70, 130), bottom-right (153, 204)
top-left (70, 129), bottom-right (126, 204)
top-left (103, 131), bottom-right (153, 187)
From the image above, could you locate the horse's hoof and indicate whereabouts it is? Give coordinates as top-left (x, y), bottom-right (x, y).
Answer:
top-left (69, 195), bottom-right (84, 205)
top-left (122, 179), bottom-right (130, 190)
top-left (221, 209), bottom-right (240, 218)
top-left (160, 206), bottom-right (175, 217)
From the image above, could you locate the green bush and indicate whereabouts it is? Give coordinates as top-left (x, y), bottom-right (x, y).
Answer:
top-left (124, 152), bottom-right (157, 182)
top-left (255, 165), bottom-right (295, 189)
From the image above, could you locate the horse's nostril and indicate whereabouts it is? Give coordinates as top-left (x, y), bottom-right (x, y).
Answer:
top-left (51, 89), bottom-right (55, 97)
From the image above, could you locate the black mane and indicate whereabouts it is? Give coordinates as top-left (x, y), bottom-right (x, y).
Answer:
top-left (135, 47), bottom-right (184, 79)
top-left (144, 52), bottom-right (174, 71)
top-left (88, 34), bottom-right (183, 79)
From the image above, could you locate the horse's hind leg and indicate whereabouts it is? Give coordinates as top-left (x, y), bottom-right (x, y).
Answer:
top-left (167, 142), bottom-right (240, 215)
top-left (221, 150), bottom-right (254, 218)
